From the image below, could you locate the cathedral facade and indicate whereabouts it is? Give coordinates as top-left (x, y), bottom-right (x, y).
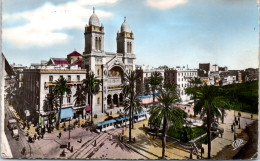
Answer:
top-left (83, 9), bottom-right (136, 115)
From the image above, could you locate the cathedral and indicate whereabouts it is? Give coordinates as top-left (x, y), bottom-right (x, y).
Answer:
top-left (83, 8), bottom-right (136, 116)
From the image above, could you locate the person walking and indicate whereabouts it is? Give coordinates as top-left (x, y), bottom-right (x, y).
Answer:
top-left (21, 147), bottom-right (26, 156)
top-left (34, 134), bottom-right (37, 141)
top-left (201, 147), bottom-right (204, 159)
top-left (71, 146), bottom-right (74, 152)
top-left (59, 132), bottom-right (62, 139)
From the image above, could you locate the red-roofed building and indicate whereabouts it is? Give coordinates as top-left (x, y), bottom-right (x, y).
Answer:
top-left (68, 51), bottom-right (82, 56)
top-left (67, 51), bottom-right (83, 64)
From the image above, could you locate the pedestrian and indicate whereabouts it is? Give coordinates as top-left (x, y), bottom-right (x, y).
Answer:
top-left (68, 142), bottom-right (71, 149)
top-left (201, 147), bottom-right (204, 158)
top-left (21, 147), bottom-right (26, 155)
top-left (133, 137), bottom-right (136, 142)
top-left (42, 133), bottom-right (44, 139)
top-left (94, 140), bottom-right (96, 146)
top-left (251, 114), bottom-right (253, 119)
top-left (61, 149), bottom-right (66, 157)
top-left (71, 146), bottom-right (74, 152)
top-left (59, 132), bottom-right (61, 138)
top-left (34, 134), bottom-right (37, 141)
top-left (143, 124), bottom-right (145, 128)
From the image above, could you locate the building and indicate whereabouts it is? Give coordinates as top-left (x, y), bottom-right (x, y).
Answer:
top-left (165, 66), bottom-right (198, 103)
top-left (241, 68), bottom-right (259, 82)
top-left (136, 65), bottom-right (164, 95)
top-left (82, 9), bottom-right (136, 115)
top-left (22, 51), bottom-right (87, 126)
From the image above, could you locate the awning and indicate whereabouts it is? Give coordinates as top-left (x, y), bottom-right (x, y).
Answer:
top-left (60, 108), bottom-right (74, 119)
top-left (97, 119), bottom-right (116, 127)
top-left (134, 111), bottom-right (146, 117)
top-left (86, 105), bottom-right (91, 111)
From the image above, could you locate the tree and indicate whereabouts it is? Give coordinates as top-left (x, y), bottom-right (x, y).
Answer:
top-left (149, 83), bottom-right (184, 159)
top-left (148, 71), bottom-right (163, 105)
top-left (122, 71), bottom-right (138, 142)
top-left (73, 85), bottom-right (86, 122)
top-left (82, 72), bottom-right (100, 123)
top-left (43, 88), bottom-right (59, 125)
top-left (193, 85), bottom-right (230, 159)
top-left (53, 77), bottom-right (71, 129)
top-left (124, 95), bottom-right (143, 128)
top-left (74, 85), bottom-right (86, 107)
top-left (186, 77), bottom-right (202, 116)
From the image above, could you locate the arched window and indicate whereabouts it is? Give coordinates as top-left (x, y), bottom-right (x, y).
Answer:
top-left (129, 42), bottom-right (132, 53)
top-left (95, 37), bottom-right (98, 50)
top-left (99, 37), bottom-right (101, 50)
top-left (127, 42), bottom-right (129, 53)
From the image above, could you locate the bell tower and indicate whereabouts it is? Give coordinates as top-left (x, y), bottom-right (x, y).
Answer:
top-left (84, 8), bottom-right (104, 54)
top-left (116, 17), bottom-right (134, 54)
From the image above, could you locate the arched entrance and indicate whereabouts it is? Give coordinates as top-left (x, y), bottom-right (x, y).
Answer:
top-left (113, 94), bottom-right (119, 107)
top-left (107, 95), bottom-right (112, 108)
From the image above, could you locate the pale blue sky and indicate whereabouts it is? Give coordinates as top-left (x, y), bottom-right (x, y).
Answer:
top-left (2, 0), bottom-right (259, 70)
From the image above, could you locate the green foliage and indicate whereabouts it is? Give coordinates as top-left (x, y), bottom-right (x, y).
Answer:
top-left (167, 126), bottom-right (206, 143)
top-left (82, 72), bottom-right (101, 96)
top-left (220, 81), bottom-right (258, 113)
top-left (73, 85), bottom-right (86, 106)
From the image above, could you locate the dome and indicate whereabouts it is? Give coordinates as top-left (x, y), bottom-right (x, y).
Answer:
top-left (120, 17), bottom-right (131, 33)
top-left (89, 8), bottom-right (100, 26)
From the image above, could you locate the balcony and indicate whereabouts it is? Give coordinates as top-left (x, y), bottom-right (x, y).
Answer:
top-left (45, 81), bottom-right (83, 87)
top-left (108, 85), bottom-right (124, 91)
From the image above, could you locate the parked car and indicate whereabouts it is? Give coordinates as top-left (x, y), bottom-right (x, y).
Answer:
top-left (8, 119), bottom-right (18, 130)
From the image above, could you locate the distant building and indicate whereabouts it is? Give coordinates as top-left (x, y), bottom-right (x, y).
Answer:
top-left (136, 65), bottom-right (164, 95)
top-left (165, 66), bottom-right (198, 103)
top-left (241, 68), bottom-right (259, 82)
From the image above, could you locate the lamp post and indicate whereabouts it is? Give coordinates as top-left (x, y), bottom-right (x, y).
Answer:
top-left (69, 118), bottom-right (71, 139)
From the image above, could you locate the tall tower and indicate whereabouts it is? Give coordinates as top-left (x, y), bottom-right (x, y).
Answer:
top-left (84, 8), bottom-right (104, 54)
top-left (117, 17), bottom-right (134, 54)
top-left (116, 17), bottom-right (136, 71)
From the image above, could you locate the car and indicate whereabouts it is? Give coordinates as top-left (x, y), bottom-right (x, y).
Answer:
top-left (8, 119), bottom-right (18, 130)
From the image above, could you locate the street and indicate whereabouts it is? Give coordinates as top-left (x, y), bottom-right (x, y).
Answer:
top-left (3, 101), bottom-right (144, 159)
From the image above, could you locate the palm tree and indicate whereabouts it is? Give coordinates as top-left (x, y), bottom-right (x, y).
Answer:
top-left (149, 83), bottom-right (184, 159)
top-left (53, 77), bottom-right (71, 129)
top-left (74, 85), bottom-right (86, 107)
top-left (186, 77), bottom-right (202, 116)
top-left (148, 71), bottom-right (163, 105)
top-left (193, 85), bottom-right (230, 159)
top-left (124, 95), bottom-right (143, 128)
top-left (43, 88), bottom-right (59, 125)
top-left (82, 72), bottom-right (100, 123)
top-left (122, 71), bottom-right (137, 142)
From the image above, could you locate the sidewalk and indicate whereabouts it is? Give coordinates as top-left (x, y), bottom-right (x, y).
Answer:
top-left (1, 127), bottom-right (13, 158)
top-left (10, 105), bottom-right (119, 135)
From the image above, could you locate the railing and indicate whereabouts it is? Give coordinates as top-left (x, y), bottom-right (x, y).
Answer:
top-left (45, 81), bottom-right (83, 87)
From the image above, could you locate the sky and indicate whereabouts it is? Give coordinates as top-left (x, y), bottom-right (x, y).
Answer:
top-left (2, 0), bottom-right (259, 70)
